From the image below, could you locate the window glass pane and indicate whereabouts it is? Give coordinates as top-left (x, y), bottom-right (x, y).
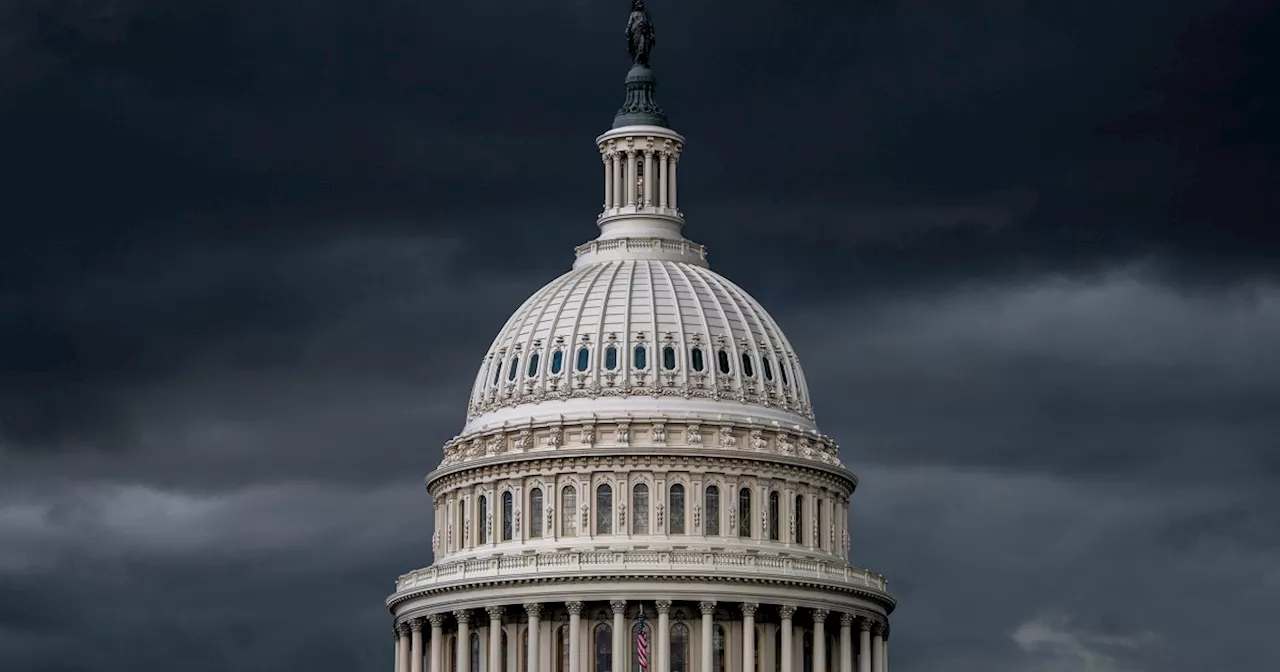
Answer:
top-left (530, 489), bottom-right (544, 538)
top-left (633, 484), bottom-right (650, 533)
top-left (704, 486), bottom-right (720, 535)
top-left (670, 623), bottom-right (689, 672)
top-left (527, 353), bottom-right (540, 378)
top-left (741, 353), bottom-right (754, 377)
top-left (669, 484), bottom-right (686, 534)
top-left (780, 362), bottom-right (789, 385)
top-left (559, 627), bottom-right (568, 672)
top-left (523, 630), bottom-right (529, 672)
top-left (562, 487), bottom-right (577, 536)
top-left (633, 346), bottom-right (647, 369)
top-left (471, 632), bottom-right (481, 672)
top-left (605, 346), bottom-right (618, 370)
top-left (551, 350), bottom-right (564, 374)
top-left (662, 346), bottom-right (676, 370)
top-left (794, 495), bottom-right (804, 544)
top-left (816, 498), bottom-right (823, 548)
top-left (691, 348), bottom-right (704, 372)
top-left (508, 357), bottom-right (520, 381)
top-left (803, 631), bottom-right (813, 672)
top-left (596, 484), bottom-right (613, 534)
top-left (717, 350), bottom-right (731, 374)
top-left (502, 630), bottom-right (509, 672)
top-left (768, 491), bottom-right (780, 541)
top-left (492, 361), bottom-right (502, 385)
top-left (594, 624), bottom-right (613, 672)
top-left (712, 625), bottom-right (726, 672)
top-left (502, 491), bottom-right (514, 541)
top-left (479, 495), bottom-right (489, 544)
top-left (738, 487), bottom-right (752, 537)
top-left (576, 348), bottom-right (590, 372)
top-left (762, 357), bottom-right (774, 381)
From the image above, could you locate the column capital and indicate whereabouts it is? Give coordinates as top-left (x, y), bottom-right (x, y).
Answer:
top-left (410, 618), bottom-right (426, 632)
top-left (740, 603), bottom-right (759, 618)
top-left (453, 610), bottom-right (472, 625)
top-left (858, 618), bottom-right (873, 632)
top-left (778, 605), bottom-right (796, 620)
top-left (397, 622), bottom-right (411, 636)
top-left (565, 601), bottom-right (585, 616)
top-left (429, 613), bottom-right (446, 628)
top-left (486, 605), bottom-right (505, 621)
top-left (525, 603), bottom-right (544, 619)
top-left (655, 600), bottom-right (672, 614)
top-left (698, 600), bottom-right (717, 615)
top-left (811, 609), bottom-right (829, 624)
top-left (610, 600), bottom-right (628, 616)
top-left (872, 620), bottom-right (887, 637)
top-left (840, 613), bottom-right (856, 628)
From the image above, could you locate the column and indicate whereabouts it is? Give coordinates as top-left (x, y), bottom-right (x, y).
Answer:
top-left (395, 626), bottom-right (405, 672)
top-left (838, 614), bottom-right (853, 672)
top-left (656, 601), bottom-right (672, 672)
top-left (412, 619), bottom-right (426, 672)
top-left (882, 635), bottom-right (889, 672)
top-left (455, 611), bottom-right (472, 672)
top-left (526, 604), bottom-right (542, 672)
top-left (642, 151), bottom-right (654, 206)
top-left (668, 154), bottom-right (678, 211)
top-left (612, 153), bottom-right (624, 209)
top-left (741, 604), bottom-right (758, 672)
top-left (399, 623), bottom-right (412, 672)
top-left (812, 610), bottom-right (828, 672)
top-left (699, 601), bottom-right (716, 672)
top-left (611, 601), bottom-right (627, 672)
top-left (567, 601), bottom-right (584, 672)
top-left (603, 153), bottom-right (613, 210)
top-left (430, 614), bottom-right (446, 672)
top-left (487, 607), bottom-right (504, 672)
top-left (626, 151), bottom-right (638, 207)
top-left (857, 620), bottom-right (871, 672)
top-left (778, 607), bottom-right (795, 672)
top-left (658, 153), bottom-right (669, 208)
top-left (872, 623), bottom-right (885, 672)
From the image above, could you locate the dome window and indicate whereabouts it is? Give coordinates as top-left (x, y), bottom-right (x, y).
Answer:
top-left (507, 357), bottom-right (519, 382)
top-left (550, 350), bottom-right (564, 375)
top-left (491, 361), bottom-right (502, 386)
top-left (662, 346), bottom-right (677, 371)
top-left (741, 353), bottom-right (755, 378)
top-left (633, 345), bottom-right (647, 370)
top-left (762, 357), bottom-right (774, 381)
top-left (780, 361), bottom-right (789, 385)
top-left (605, 345), bottom-right (619, 370)
top-left (575, 347), bottom-right (590, 372)
top-left (717, 349), bottom-right (731, 374)
top-left (690, 347), bottom-right (705, 372)
top-left (527, 353), bottom-right (541, 378)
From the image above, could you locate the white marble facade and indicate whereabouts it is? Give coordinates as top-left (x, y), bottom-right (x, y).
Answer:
top-left (386, 31), bottom-right (896, 672)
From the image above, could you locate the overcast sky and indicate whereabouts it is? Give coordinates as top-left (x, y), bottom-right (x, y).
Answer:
top-left (2, 1), bottom-right (1278, 671)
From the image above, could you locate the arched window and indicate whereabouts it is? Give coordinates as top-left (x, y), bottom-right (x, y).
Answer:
top-left (632, 620), bottom-right (652, 672)
top-left (576, 347), bottom-right (591, 372)
top-left (551, 350), bottom-right (564, 375)
top-left (738, 487), bottom-right (752, 537)
top-left (633, 483), bottom-right (650, 533)
top-left (557, 626), bottom-right (568, 672)
top-left (662, 346), bottom-right (677, 370)
top-left (492, 360), bottom-right (502, 386)
top-left (478, 495), bottom-right (489, 545)
top-left (471, 632), bottom-right (481, 672)
top-left (596, 484), bottom-right (613, 534)
top-left (768, 491), bottom-right (780, 541)
top-left (449, 636), bottom-right (457, 672)
top-left (457, 500), bottom-right (466, 550)
top-left (633, 345), bottom-right (647, 369)
top-left (669, 484), bottom-right (686, 534)
top-left (712, 624), bottom-right (726, 672)
top-left (508, 357), bottom-right (520, 382)
top-left (527, 353), bottom-right (541, 378)
top-left (502, 629), bottom-right (509, 672)
top-left (530, 488), bottom-right (544, 538)
top-left (717, 349), bottom-right (731, 374)
top-left (794, 495), bottom-right (804, 544)
top-left (704, 485), bottom-right (720, 535)
top-left (691, 347), bottom-right (705, 372)
top-left (670, 623), bottom-right (689, 672)
top-left (816, 498), bottom-right (823, 549)
top-left (605, 346), bottom-right (619, 370)
top-left (762, 357), bottom-right (774, 381)
top-left (594, 623), bottom-right (613, 672)
top-left (802, 630), bottom-right (813, 672)
top-left (741, 352), bottom-right (755, 377)
top-left (562, 486), bottom-right (578, 536)
top-left (502, 491), bottom-right (514, 541)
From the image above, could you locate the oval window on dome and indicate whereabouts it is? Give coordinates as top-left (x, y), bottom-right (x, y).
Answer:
top-left (576, 347), bottom-right (590, 372)
top-left (762, 357), bottom-right (774, 381)
top-left (741, 353), bottom-right (755, 378)
top-left (605, 346), bottom-right (618, 370)
top-left (492, 360), bottom-right (502, 386)
top-left (662, 346), bottom-right (676, 371)
top-left (550, 350), bottom-right (564, 375)
top-left (691, 347), bottom-right (705, 372)
top-left (633, 345), bottom-right (647, 370)
top-left (717, 349), bottom-right (731, 374)
top-left (508, 357), bottom-right (520, 381)
top-left (780, 360), bottom-right (789, 385)
top-left (527, 353), bottom-right (540, 378)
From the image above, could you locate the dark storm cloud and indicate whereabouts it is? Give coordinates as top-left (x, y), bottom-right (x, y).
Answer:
top-left (1, 0), bottom-right (1277, 671)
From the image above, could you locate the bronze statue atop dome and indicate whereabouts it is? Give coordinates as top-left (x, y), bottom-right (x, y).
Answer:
top-left (626, 0), bottom-right (655, 67)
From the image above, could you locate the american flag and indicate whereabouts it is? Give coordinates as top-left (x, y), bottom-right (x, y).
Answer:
top-left (636, 610), bottom-right (649, 672)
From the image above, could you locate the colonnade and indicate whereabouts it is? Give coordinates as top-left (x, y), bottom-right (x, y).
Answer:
top-left (394, 601), bottom-right (888, 672)
top-left (602, 149), bottom-right (679, 212)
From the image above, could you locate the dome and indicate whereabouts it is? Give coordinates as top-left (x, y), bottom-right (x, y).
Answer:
top-left (464, 255), bottom-right (815, 436)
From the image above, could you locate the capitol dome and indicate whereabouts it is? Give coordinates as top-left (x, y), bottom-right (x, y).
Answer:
top-left (386, 6), bottom-right (896, 672)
